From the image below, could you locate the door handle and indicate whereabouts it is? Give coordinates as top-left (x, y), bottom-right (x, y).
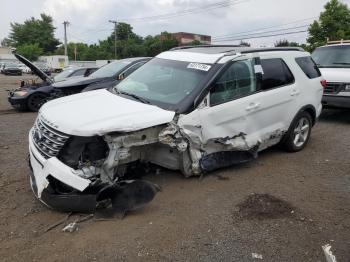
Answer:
top-left (246, 102), bottom-right (260, 111)
top-left (291, 89), bottom-right (300, 96)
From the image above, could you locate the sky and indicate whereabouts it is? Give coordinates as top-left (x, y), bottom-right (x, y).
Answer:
top-left (1, 0), bottom-right (350, 47)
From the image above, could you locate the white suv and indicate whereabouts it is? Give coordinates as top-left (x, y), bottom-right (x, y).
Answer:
top-left (312, 42), bottom-right (350, 109)
top-left (28, 46), bottom-right (324, 212)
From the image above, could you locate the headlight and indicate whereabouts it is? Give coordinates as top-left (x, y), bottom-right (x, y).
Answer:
top-left (344, 84), bottom-right (350, 91)
top-left (13, 91), bottom-right (28, 97)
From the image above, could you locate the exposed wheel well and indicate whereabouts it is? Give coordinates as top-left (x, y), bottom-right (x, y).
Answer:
top-left (301, 105), bottom-right (316, 126)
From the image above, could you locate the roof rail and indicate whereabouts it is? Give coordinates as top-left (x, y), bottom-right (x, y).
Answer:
top-left (170, 44), bottom-right (244, 51)
top-left (170, 45), bottom-right (303, 53)
top-left (327, 38), bottom-right (350, 45)
top-left (240, 47), bottom-right (304, 53)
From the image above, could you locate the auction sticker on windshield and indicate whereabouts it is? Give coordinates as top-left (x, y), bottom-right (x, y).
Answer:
top-left (187, 63), bottom-right (211, 71)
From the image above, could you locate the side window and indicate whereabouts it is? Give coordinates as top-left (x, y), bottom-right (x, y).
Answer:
top-left (260, 58), bottom-right (294, 90)
top-left (210, 59), bottom-right (257, 106)
top-left (124, 62), bottom-right (146, 77)
top-left (70, 69), bottom-right (85, 77)
top-left (85, 68), bottom-right (97, 76)
top-left (295, 56), bottom-right (321, 79)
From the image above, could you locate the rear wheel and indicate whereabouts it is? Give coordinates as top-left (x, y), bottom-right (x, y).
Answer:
top-left (282, 111), bottom-right (312, 152)
top-left (27, 93), bottom-right (47, 112)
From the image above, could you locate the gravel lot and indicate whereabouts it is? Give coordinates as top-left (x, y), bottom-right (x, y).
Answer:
top-left (0, 74), bottom-right (349, 261)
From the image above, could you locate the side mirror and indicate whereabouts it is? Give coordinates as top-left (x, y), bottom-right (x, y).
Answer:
top-left (117, 73), bottom-right (125, 81)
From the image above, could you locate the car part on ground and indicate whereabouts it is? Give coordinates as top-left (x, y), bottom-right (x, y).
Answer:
top-left (312, 42), bottom-right (350, 109)
top-left (28, 45), bottom-right (323, 212)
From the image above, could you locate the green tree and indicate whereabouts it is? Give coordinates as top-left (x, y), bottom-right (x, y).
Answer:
top-left (307, 0), bottom-right (350, 50)
top-left (275, 39), bottom-right (301, 47)
top-left (16, 43), bottom-right (43, 61)
top-left (113, 22), bottom-right (139, 41)
top-left (188, 40), bottom-right (202, 46)
top-left (239, 40), bottom-right (251, 47)
top-left (144, 32), bottom-right (179, 57)
top-left (8, 14), bottom-right (60, 53)
top-left (1, 38), bottom-right (11, 47)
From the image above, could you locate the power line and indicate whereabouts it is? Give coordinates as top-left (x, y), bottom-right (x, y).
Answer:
top-left (212, 30), bottom-right (308, 42)
top-left (213, 24), bottom-right (309, 41)
top-left (67, 33), bottom-right (88, 43)
top-left (212, 16), bottom-right (317, 39)
top-left (121, 0), bottom-right (249, 22)
top-left (65, 0), bottom-right (249, 40)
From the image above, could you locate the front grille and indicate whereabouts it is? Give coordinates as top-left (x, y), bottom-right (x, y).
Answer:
top-left (31, 117), bottom-right (70, 159)
top-left (324, 83), bottom-right (344, 94)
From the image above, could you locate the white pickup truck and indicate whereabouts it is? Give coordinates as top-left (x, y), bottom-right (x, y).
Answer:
top-left (312, 41), bottom-right (350, 109)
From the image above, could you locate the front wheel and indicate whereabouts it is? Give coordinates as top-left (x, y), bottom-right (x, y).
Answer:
top-left (282, 112), bottom-right (312, 152)
top-left (27, 93), bottom-right (48, 112)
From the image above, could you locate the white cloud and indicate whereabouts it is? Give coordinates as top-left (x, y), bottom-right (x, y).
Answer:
top-left (1, 0), bottom-right (350, 47)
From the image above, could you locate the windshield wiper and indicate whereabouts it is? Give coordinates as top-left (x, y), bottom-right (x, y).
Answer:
top-left (332, 62), bottom-right (350, 65)
top-left (115, 89), bottom-right (150, 104)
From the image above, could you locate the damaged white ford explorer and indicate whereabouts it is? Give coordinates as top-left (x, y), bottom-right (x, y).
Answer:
top-left (28, 46), bottom-right (324, 212)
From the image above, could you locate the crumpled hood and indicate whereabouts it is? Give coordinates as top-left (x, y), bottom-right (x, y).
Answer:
top-left (319, 68), bottom-right (350, 83)
top-left (39, 89), bottom-right (175, 136)
top-left (14, 53), bottom-right (53, 84)
top-left (52, 75), bottom-right (108, 88)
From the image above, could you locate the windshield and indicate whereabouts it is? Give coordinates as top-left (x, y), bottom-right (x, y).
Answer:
top-left (312, 45), bottom-right (350, 68)
top-left (89, 60), bottom-right (130, 78)
top-left (54, 69), bottom-right (74, 82)
top-left (115, 58), bottom-right (211, 106)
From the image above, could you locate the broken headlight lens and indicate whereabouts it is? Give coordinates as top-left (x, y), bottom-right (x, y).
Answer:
top-left (58, 136), bottom-right (108, 168)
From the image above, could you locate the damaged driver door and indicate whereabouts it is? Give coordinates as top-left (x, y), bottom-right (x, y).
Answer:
top-left (194, 55), bottom-right (263, 166)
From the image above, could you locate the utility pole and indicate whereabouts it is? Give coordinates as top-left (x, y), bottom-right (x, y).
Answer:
top-left (63, 21), bottom-right (69, 57)
top-left (109, 20), bottom-right (117, 59)
top-left (74, 44), bottom-right (77, 61)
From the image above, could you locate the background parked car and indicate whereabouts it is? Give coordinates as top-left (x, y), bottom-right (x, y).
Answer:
top-left (18, 64), bottom-right (31, 74)
top-left (53, 66), bottom-right (98, 82)
top-left (7, 53), bottom-right (98, 111)
top-left (3, 64), bottom-right (22, 75)
top-left (312, 41), bottom-right (350, 109)
top-left (50, 57), bottom-right (151, 98)
top-left (33, 62), bottom-right (52, 76)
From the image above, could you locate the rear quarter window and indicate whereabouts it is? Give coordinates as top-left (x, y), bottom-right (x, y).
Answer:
top-left (260, 58), bottom-right (295, 90)
top-left (295, 56), bottom-right (321, 79)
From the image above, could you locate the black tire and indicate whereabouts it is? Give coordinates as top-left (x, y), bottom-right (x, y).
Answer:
top-left (27, 93), bottom-right (48, 112)
top-left (281, 111), bottom-right (312, 152)
top-left (15, 103), bottom-right (28, 112)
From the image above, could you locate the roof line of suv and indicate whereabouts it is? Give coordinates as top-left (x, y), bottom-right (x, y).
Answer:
top-left (170, 45), bottom-right (304, 53)
top-left (171, 45), bottom-right (243, 51)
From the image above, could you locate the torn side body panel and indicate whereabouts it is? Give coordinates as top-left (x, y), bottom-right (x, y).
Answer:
top-left (159, 109), bottom-right (288, 175)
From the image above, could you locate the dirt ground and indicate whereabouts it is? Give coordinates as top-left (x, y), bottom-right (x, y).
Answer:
top-left (0, 74), bottom-right (349, 262)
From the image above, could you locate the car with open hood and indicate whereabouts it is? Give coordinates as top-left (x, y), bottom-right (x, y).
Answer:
top-left (312, 41), bottom-right (350, 109)
top-left (28, 46), bottom-right (323, 213)
top-left (7, 53), bottom-right (98, 111)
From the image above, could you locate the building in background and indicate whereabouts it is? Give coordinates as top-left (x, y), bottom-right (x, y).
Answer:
top-left (171, 32), bottom-right (211, 45)
top-left (39, 55), bottom-right (69, 72)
